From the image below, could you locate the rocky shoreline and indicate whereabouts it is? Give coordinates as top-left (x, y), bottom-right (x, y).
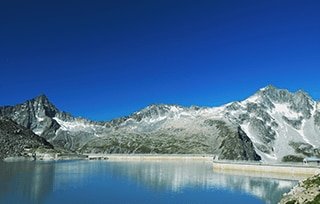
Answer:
top-left (279, 173), bottom-right (320, 204)
top-left (3, 152), bottom-right (89, 162)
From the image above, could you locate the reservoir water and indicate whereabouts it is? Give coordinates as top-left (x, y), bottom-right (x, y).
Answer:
top-left (0, 160), bottom-right (300, 204)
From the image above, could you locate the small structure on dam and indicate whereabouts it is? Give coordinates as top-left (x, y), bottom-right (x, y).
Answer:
top-left (303, 157), bottom-right (320, 165)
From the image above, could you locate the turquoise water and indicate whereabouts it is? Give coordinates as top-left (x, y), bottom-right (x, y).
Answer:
top-left (0, 160), bottom-right (297, 204)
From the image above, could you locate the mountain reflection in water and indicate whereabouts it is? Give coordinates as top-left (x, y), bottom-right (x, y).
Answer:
top-left (0, 161), bottom-right (55, 204)
top-left (0, 160), bottom-right (299, 204)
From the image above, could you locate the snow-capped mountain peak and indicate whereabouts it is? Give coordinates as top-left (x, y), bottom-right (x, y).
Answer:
top-left (224, 86), bottom-right (320, 162)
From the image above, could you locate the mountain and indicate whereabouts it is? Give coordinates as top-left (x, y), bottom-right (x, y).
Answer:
top-left (0, 116), bottom-right (54, 160)
top-left (225, 85), bottom-right (320, 161)
top-left (1, 85), bottom-right (319, 162)
top-left (82, 106), bottom-right (260, 160)
top-left (0, 94), bottom-right (105, 151)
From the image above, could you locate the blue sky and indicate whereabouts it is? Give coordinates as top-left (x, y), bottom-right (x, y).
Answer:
top-left (1, 0), bottom-right (320, 121)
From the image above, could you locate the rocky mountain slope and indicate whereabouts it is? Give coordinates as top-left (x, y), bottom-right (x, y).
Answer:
top-left (0, 116), bottom-right (54, 160)
top-left (1, 85), bottom-right (319, 162)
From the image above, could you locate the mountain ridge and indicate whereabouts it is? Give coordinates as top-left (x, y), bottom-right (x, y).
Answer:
top-left (1, 85), bottom-right (319, 162)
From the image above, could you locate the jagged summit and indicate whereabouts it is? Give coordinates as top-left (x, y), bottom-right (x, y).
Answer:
top-left (257, 85), bottom-right (312, 101)
top-left (130, 104), bottom-right (186, 121)
top-left (34, 93), bottom-right (49, 101)
top-left (31, 94), bottom-right (59, 117)
top-left (22, 94), bottom-right (51, 106)
top-left (259, 84), bottom-right (277, 91)
top-left (253, 85), bottom-right (315, 119)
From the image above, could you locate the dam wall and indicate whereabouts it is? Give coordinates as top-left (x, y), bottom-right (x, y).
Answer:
top-left (86, 154), bottom-right (213, 161)
top-left (213, 160), bottom-right (320, 176)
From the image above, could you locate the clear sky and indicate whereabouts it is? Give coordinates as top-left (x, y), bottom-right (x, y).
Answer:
top-left (1, 0), bottom-right (320, 121)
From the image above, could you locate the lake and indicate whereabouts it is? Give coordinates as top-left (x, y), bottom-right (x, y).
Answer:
top-left (0, 159), bottom-right (300, 204)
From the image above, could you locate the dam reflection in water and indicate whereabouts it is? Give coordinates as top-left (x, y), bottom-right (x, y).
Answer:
top-left (0, 160), bottom-right (299, 204)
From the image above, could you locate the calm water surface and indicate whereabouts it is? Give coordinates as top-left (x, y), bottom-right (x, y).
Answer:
top-left (0, 160), bottom-right (299, 204)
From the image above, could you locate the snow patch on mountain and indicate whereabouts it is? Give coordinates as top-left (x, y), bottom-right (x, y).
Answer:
top-left (53, 117), bottom-right (96, 132)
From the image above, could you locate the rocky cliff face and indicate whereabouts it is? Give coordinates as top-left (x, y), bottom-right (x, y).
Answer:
top-left (1, 85), bottom-right (319, 162)
top-left (0, 94), bottom-right (59, 135)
